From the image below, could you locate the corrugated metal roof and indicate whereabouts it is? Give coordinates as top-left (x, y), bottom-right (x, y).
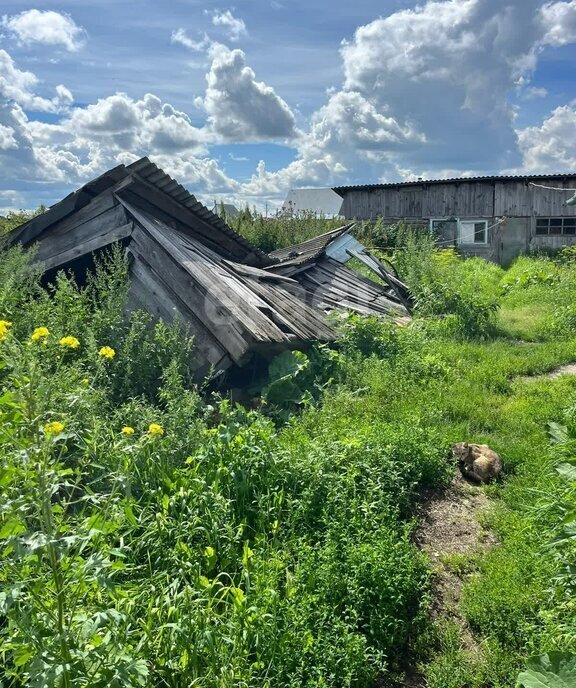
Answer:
top-left (127, 157), bottom-right (267, 262)
top-left (268, 224), bottom-right (352, 266)
top-left (333, 173), bottom-right (576, 195)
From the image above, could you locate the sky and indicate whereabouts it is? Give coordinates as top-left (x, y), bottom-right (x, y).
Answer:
top-left (1, 0), bottom-right (576, 211)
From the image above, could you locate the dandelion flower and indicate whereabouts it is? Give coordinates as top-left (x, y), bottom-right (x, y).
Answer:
top-left (121, 426), bottom-right (135, 435)
top-left (0, 320), bottom-right (12, 340)
top-left (59, 336), bottom-right (80, 349)
top-left (98, 346), bottom-right (115, 359)
top-left (148, 423), bottom-right (164, 436)
top-left (31, 326), bottom-right (50, 342)
top-left (44, 421), bottom-right (65, 435)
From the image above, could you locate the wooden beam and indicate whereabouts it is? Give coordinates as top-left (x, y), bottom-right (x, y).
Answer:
top-left (129, 223), bottom-right (253, 363)
top-left (127, 252), bottom-right (232, 373)
top-left (38, 221), bottom-right (134, 272)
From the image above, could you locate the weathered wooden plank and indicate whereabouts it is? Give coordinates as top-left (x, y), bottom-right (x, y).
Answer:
top-left (8, 190), bottom-right (93, 247)
top-left (245, 277), bottom-right (335, 340)
top-left (124, 201), bottom-right (294, 343)
top-left (38, 221), bottom-right (133, 271)
top-left (129, 224), bottom-right (253, 362)
top-left (299, 262), bottom-right (406, 316)
top-left (115, 178), bottom-right (262, 264)
top-left (127, 252), bottom-right (231, 371)
top-left (35, 204), bottom-right (128, 263)
top-left (222, 260), bottom-right (298, 284)
top-left (47, 191), bottom-right (120, 239)
top-left (310, 261), bottom-right (390, 300)
top-left (152, 212), bottom-right (336, 342)
top-left (6, 165), bottom-right (129, 248)
top-left (172, 234), bottom-right (294, 341)
top-left (301, 277), bottom-right (402, 316)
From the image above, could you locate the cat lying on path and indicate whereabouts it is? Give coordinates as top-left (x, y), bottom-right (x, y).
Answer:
top-left (451, 442), bottom-right (503, 484)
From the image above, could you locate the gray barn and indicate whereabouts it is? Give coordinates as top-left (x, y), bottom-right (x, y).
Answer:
top-left (334, 175), bottom-right (576, 263)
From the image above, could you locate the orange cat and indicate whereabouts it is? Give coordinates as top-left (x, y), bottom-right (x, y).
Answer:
top-left (452, 442), bottom-right (503, 483)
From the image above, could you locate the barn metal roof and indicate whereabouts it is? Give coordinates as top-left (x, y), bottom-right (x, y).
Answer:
top-left (333, 173), bottom-right (576, 196)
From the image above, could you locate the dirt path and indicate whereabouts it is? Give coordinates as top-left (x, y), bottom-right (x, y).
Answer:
top-left (415, 474), bottom-right (497, 636)
top-left (519, 362), bottom-right (576, 383)
top-left (400, 473), bottom-right (498, 686)
top-left (545, 363), bottom-right (576, 378)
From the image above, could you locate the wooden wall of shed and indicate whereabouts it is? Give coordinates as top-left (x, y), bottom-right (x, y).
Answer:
top-left (31, 192), bottom-right (131, 271)
top-left (494, 181), bottom-right (576, 216)
top-left (341, 182), bottom-right (495, 219)
top-left (530, 235), bottom-right (576, 251)
top-left (341, 177), bottom-right (576, 221)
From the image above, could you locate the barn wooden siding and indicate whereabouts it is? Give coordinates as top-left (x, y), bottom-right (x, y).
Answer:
top-left (338, 177), bottom-right (576, 219)
top-left (335, 175), bottom-right (576, 262)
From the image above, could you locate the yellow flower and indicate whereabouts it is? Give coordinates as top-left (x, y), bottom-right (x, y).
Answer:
top-left (148, 423), bottom-right (164, 436)
top-left (98, 346), bottom-right (115, 359)
top-left (0, 320), bottom-right (12, 340)
top-left (59, 336), bottom-right (80, 349)
top-left (81, 378), bottom-right (90, 385)
top-left (121, 426), bottom-right (135, 435)
top-left (31, 326), bottom-right (50, 342)
top-left (44, 421), bottom-right (65, 435)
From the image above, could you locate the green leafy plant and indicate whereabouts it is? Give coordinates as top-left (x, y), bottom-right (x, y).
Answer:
top-left (516, 652), bottom-right (576, 688)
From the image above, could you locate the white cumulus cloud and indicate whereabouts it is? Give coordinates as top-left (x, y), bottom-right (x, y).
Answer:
top-left (2, 9), bottom-right (85, 52)
top-left (516, 104), bottom-right (576, 172)
top-left (0, 49), bottom-right (74, 113)
top-left (0, 123), bottom-right (18, 150)
top-left (7, 0), bottom-right (576, 211)
top-left (539, 0), bottom-right (576, 46)
top-left (210, 9), bottom-right (247, 41)
top-left (171, 28), bottom-right (211, 52)
top-left (198, 43), bottom-right (297, 140)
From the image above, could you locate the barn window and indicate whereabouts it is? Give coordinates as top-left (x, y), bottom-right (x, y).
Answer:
top-left (536, 217), bottom-right (576, 235)
top-left (430, 218), bottom-right (448, 232)
top-left (459, 220), bottom-right (488, 245)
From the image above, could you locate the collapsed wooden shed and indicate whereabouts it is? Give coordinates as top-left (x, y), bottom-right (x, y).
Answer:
top-left (7, 158), bottom-right (408, 377)
top-left (267, 226), bottom-right (411, 318)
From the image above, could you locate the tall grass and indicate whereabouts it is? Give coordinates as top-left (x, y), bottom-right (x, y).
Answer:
top-left (228, 208), bottom-right (345, 253)
top-left (1, 224), bottom-right (576, 686)
top-left (0, 246), bottom-right (451, 686)
top-left (0, 206), bottom-right (45, 237)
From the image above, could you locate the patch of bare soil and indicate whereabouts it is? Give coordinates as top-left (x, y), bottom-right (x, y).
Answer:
top-left (519, 362), bottom-right (576, 383)
top-left (397, 473), bottom-right (498, 687)
top-left (545, 363), bottom-right (576, 378)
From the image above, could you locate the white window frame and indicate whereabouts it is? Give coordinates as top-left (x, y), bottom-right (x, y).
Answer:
top-left (458, 219), bottom-right (488, 246)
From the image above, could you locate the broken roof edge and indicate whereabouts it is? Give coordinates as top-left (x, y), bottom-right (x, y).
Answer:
top-left (268, 222), bottom-right (355, 265)
top-left (126, 158), bottom-right (272, 266)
